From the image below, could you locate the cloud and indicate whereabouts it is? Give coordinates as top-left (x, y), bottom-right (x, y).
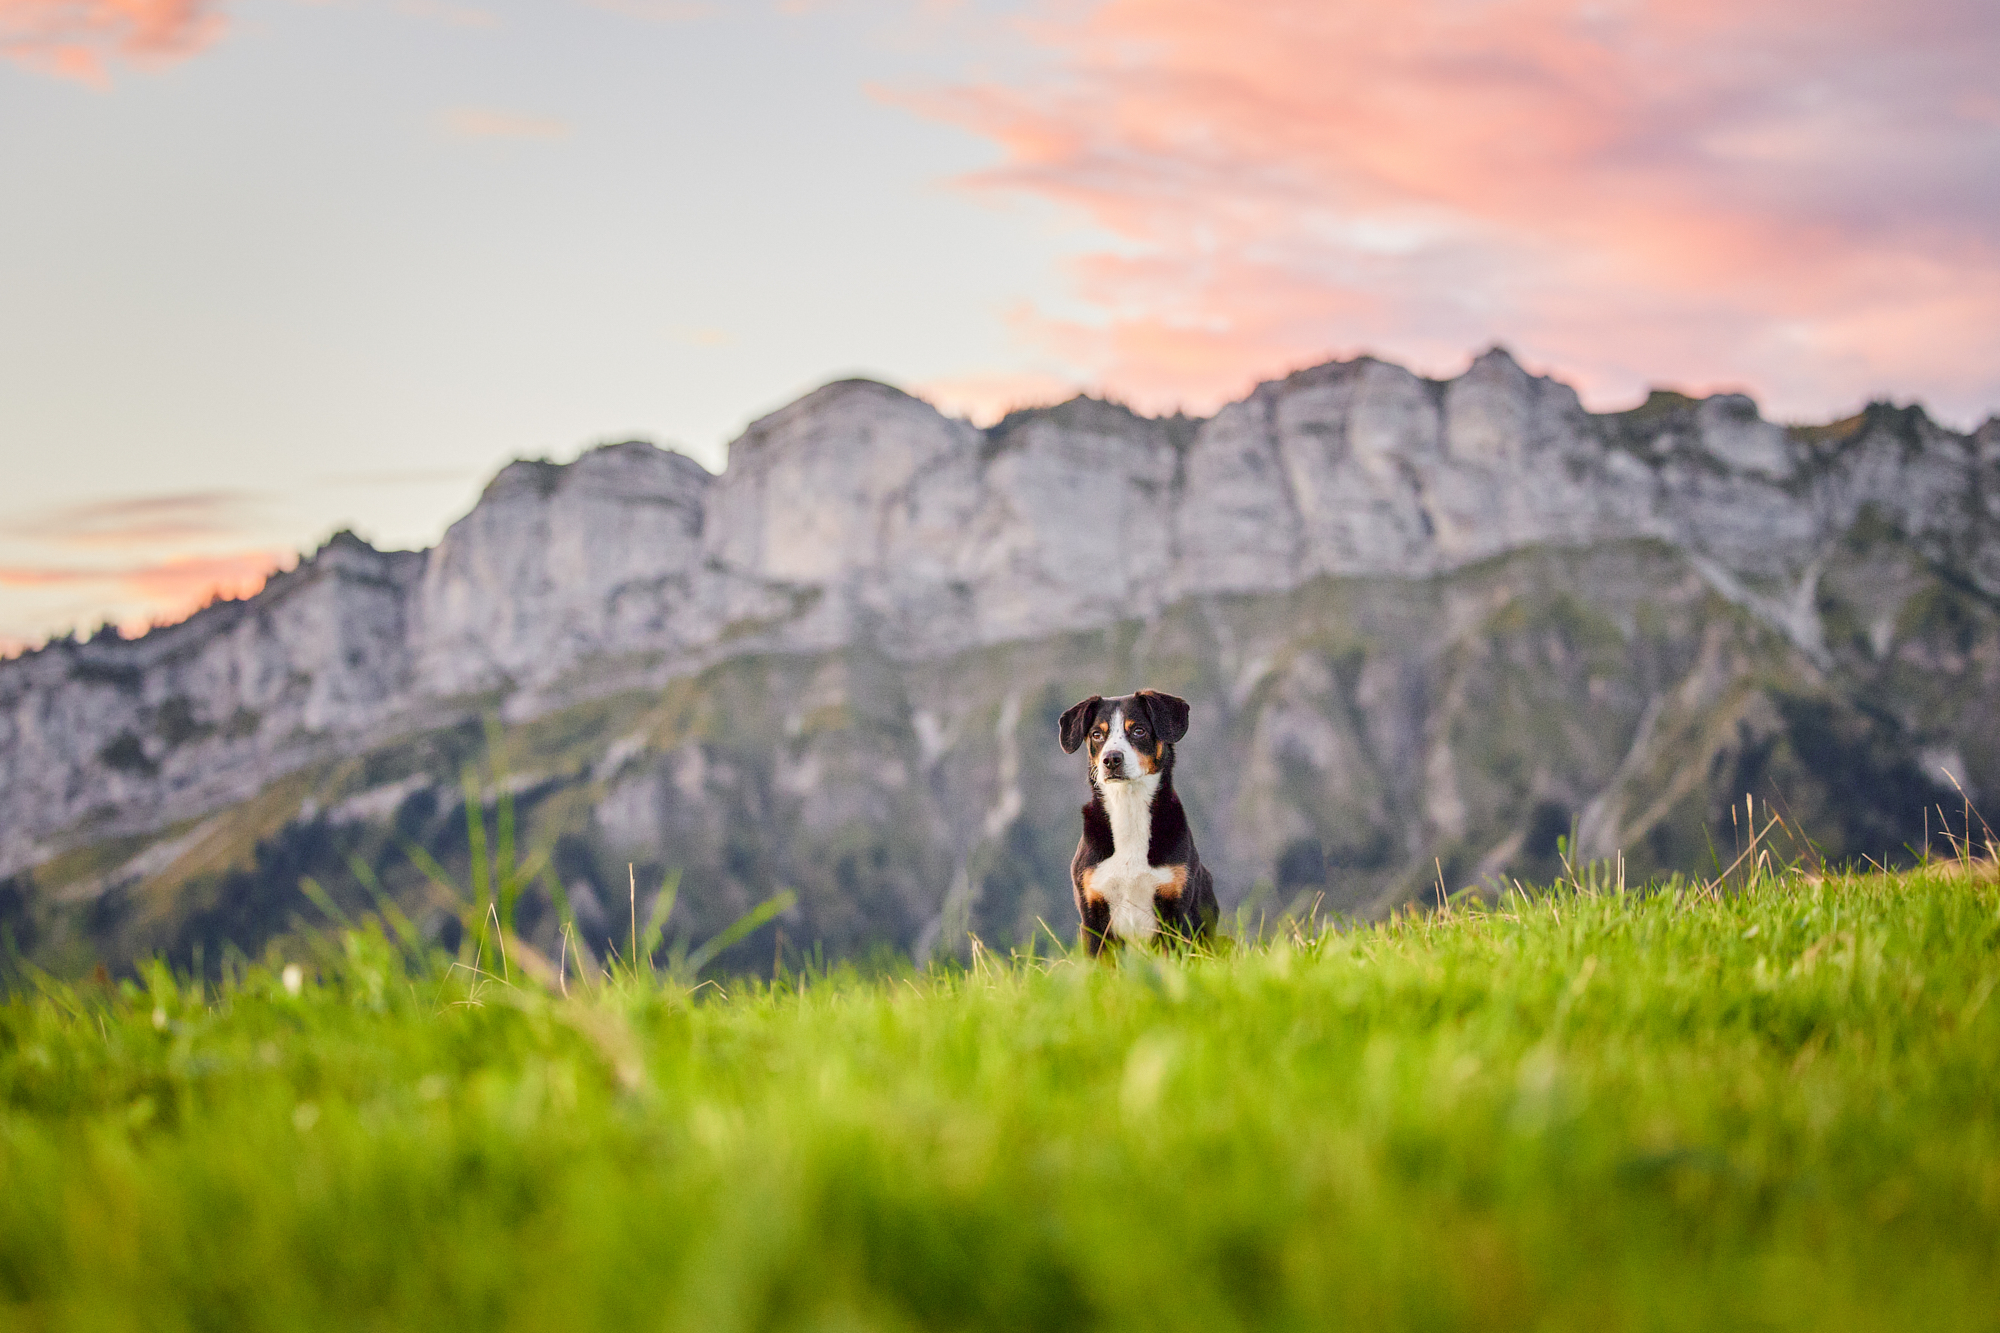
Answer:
top-left (4, 490), bottom-right (269, 549)
top-left (894, 0), bottom-right (2000, 422)
top-left (0, 549), bottom-right (283, 596)
top-left (910, 367), bottom-right (1082, 425)
top-left (0, 490), bottom-right (295, 646)
top-left (0, 548), bottom-right (293, 640)
top-left (0, 0), bottom-right (224, 83)
top-left (441, 106), bottom-right (573, 141)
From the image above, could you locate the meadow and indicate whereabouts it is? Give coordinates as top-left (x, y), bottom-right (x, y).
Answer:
top-left (2, 859), bottom-right (1997, 1332)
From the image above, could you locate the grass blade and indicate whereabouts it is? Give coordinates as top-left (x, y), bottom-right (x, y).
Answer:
top-left (298, 876), bottom-right (353, 929)
top-left (638, 869), bottom-right (681, 967)
top-left (682, 890), bottom-right (796, 977)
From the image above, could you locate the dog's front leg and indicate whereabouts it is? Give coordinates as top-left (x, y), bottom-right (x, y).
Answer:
top-left (1080, 895), bottom-right (1114, 957)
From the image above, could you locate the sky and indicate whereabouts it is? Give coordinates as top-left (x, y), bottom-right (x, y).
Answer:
top-left (2, 0), bottom-right (1996, 652)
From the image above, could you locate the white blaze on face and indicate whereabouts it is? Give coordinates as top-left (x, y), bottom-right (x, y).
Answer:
top-left (1095, 705), bottom-right (1141, 788)
top-left (1092, 703), bottom-right (1169, 941)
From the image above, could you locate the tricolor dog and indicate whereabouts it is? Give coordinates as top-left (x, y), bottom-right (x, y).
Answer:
top-left (1058, 689), bottom-right (1218, 954)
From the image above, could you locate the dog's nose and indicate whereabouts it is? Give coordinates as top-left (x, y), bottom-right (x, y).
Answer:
top-left (1102, 751), bottom-right (1124, 776)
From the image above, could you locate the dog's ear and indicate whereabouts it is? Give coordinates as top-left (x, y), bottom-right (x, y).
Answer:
top-left (1136, 690), bottom-right (1191, 744)
top-left (1058, 696), bottom-right (1102, 754)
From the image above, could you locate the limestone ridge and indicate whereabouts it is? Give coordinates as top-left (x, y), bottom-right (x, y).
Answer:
top-left (1, 350), bottom-right (1996, 884)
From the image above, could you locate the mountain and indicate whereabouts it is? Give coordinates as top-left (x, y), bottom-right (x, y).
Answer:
top-left (3, 349), bottom-right (1996, 976)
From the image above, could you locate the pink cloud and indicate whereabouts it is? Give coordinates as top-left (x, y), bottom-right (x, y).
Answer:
top-left (910, 366), bottom-right (1084, 425)
top-left (896, 0), bottom-right (2000, 422)
top-left (0, 549), bottom-right (292, 640)
top-left (0, 0), bottom-right (223, 82)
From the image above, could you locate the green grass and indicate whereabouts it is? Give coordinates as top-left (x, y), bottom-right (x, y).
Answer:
top-left (4, 864), bottom-right (1999, 1332)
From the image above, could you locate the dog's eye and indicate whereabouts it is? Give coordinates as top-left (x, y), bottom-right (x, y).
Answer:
top-left (1130, 725), bottom-right (1148, 739)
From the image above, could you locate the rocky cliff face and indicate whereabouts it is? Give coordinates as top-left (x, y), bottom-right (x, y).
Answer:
top-left (3, 350), bottom-right (1996, 974)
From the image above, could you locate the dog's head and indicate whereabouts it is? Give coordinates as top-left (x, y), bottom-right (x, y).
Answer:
top-left (1058, 690), bottom-right (1192, 787)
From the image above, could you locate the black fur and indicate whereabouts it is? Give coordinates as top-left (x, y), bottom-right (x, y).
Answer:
top-left (1061, 689), bottom-right (1219, 955)
top-left (1136, 689), bottom-right (1190, 744)
top-left (1058, 695), bottom-right (1102, 754)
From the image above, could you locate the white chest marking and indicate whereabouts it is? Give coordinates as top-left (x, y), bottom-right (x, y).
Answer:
top-left (1093, 771), bottom-right (1172, 941)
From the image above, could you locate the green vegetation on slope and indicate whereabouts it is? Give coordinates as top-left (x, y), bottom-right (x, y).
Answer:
top-left (4, 864), bottom-right (1998, 1332)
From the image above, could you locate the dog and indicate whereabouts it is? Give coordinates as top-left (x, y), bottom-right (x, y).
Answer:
top-left (1058, 689), bottom-right (1218, 955)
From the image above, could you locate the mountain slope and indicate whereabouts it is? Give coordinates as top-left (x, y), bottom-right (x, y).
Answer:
top-left (3, 350), bottom-right (1996, 973)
